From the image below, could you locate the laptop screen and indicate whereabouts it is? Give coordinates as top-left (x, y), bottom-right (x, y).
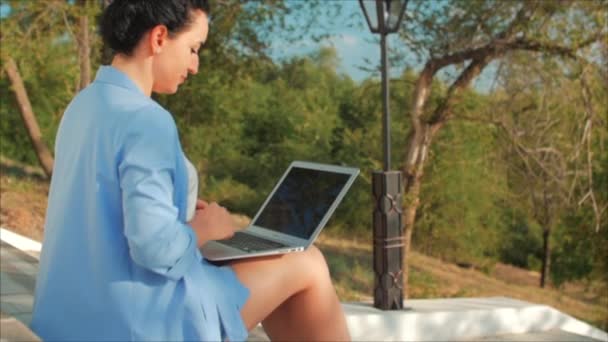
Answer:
top-left (252, 166), bottom-right (351, 239)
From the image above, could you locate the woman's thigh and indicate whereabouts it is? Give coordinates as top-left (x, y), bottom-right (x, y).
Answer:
top-left (229, 246), bottom-right (328, 330)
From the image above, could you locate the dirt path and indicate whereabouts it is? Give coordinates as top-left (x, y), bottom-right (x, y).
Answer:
top-left (0, 160), bottom-right (48, 242)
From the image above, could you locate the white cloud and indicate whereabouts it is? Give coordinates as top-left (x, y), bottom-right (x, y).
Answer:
top-left (322, 34), bottom-right (359, 48)
top-left (341, 34), bottom-right (358, 47)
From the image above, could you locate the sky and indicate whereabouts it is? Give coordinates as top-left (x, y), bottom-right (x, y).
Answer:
top-left (267, 1), bottom-right (402, 83)
top-left (0, 3), bottom-right (9, 18)
top-left (267, 1), bottom-right (497, 91)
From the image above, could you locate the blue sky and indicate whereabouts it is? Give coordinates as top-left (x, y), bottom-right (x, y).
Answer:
top-left (0, 3), bottom-right (9, 17)
top-left (267, 1), bottom-right (497, 91)
top-left (267, 1), bottom-right (400, 83)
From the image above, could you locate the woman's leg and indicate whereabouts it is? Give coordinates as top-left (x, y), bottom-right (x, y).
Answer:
top-left (229, 245), bottom-right (350, 341)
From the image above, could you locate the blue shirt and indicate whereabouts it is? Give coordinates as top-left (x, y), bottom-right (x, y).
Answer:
top-left (31, 66), bottom-right (250, 341)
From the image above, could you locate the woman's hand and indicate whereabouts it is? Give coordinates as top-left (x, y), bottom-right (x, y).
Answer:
top-left (188, 201), bottom-right (237, 247)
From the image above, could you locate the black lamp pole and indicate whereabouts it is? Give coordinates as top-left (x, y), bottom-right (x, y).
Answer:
top-left (359, 0), bottom-right (408, 311)
top-left (380, 27), bottom-right (390, 171)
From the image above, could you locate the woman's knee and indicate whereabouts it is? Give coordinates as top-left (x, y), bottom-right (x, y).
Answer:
top-left (305, 245), bottom-right (327, 266)
top-left (294, 245), bottom-right (332, 285)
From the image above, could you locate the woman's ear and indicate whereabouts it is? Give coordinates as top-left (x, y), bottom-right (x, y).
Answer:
top-left (148, 25), bottom-right (169, 55)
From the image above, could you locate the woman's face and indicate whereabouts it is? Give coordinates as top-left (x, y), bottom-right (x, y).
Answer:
top-left (151, 10), bottom-right (209, 94)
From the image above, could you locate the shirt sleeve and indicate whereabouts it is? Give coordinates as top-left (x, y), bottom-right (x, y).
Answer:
top-left (117, 105), bottom-right (200, 281)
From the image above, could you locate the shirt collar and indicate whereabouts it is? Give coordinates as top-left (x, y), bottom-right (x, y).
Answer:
top-left (94, 65), bottom-right (145, 96)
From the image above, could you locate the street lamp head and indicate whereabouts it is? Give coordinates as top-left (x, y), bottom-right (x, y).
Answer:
top-left (359, 0), bottom-right (408, 35)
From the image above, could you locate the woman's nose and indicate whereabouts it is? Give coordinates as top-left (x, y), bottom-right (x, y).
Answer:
top-left (189, 57), bottom-right (199, 75)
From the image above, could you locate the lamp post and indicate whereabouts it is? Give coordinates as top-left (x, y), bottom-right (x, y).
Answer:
top-left (359, 0), bottom-right (408, 310)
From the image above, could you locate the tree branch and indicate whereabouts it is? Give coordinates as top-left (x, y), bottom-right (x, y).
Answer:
top-left (578, 70), bottom-right (605, 231)
top-left (429, 53), bottom-right (495, 125)
top-left (423, 29), bottom-right (602, 80)
top-left (77, 0), bottom-right (91, 91)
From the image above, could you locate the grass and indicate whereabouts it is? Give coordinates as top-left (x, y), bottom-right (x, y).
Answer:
top-left (316, 234), bottom-right (608, 331)
top-left (1, 158), bottom-right (607, 331)
top-left (317, 224), bottom-right (608, 317)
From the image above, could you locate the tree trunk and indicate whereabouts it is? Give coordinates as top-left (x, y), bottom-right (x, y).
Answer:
top-left (3, 56), bottom-right (54, 178)
top-left (540, 227), bottom-right (551, 288)
top-left (77, 0), bottom-right (91, 91)
top-left (399, 49), bottom-right (495, 298)
top-left (401, 123), bottom-right (437, 298)
top-left (400, 60), bottom-right (439, 298)
top-left (402, 177), bottom-right (421, 299)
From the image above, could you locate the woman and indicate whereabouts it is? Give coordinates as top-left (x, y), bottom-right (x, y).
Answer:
top-left (30, 0), bottom-right (350, 341)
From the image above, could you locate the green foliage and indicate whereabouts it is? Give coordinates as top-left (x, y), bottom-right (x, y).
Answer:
top-left (497, 208), bottom-right (543, 269)
top-left (413, 117), bottom-right (511, 266)
top-left (551, 149), bottom-right (608, 287)
top-left (0, 78), bottom-right (36, 164)
top-left (551, 221), bottom-right (595, 287)
top-left (0, 0), bottom-right (92, 163)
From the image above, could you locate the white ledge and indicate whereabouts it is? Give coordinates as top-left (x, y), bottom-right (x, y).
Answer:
top-left (0, 227), bottom-right (41, 259)
top-left (342, 297), bottom-right (608, 341)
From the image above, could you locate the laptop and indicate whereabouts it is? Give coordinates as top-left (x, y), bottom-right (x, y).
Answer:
top-left (200, 161), bottom-right (359, 261)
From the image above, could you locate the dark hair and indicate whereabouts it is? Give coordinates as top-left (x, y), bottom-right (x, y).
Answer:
top-left (100, 0), bottom-right (210, 56)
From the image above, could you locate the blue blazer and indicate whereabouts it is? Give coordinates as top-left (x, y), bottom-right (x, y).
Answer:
top-left (31, 66), bottom-right (249, 341)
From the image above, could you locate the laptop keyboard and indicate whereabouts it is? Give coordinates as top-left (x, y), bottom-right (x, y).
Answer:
top-left (217, 231), bottom-right (288, 252)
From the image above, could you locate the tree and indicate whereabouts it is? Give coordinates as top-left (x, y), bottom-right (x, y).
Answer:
top-left (395, 0), bottom-right (606, 295)
top-left (1, 0), bottom-right (101, 175)
top-left (75, 0), bottom-right (93, 90)
top-left (2, 56), bottom-right (54, 176)
top-left (489, 50), bottom-right (607, 287)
